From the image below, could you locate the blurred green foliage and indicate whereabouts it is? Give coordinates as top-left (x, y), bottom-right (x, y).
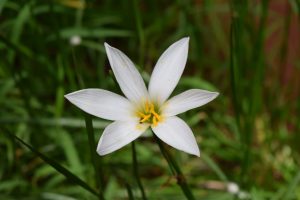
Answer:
top-left (1, 0), bottom-right (300, 199)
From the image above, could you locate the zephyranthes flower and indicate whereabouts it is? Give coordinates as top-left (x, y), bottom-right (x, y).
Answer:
top-left (65, 37), bottom-right (218, 156)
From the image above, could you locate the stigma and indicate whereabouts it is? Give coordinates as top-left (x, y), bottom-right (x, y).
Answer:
top-left (137, 101), bottom-right (162, 127)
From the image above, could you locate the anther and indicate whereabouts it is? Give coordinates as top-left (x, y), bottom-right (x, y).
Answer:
top-left (137, 101), bottom-right (162, 126)
top-left (152, 116), bottom-right (158, 126)
top-left (140, 114), bottom-right (151, 123)
top-left (137, 112), bottom-right (146, 118)
top-left (151, 110), bottom-right (161, 121)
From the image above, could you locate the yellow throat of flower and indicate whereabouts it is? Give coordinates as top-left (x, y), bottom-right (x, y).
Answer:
top-left (137, 101), bottom-right (162, 127)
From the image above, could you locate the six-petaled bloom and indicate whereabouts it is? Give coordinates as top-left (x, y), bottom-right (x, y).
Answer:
top-left (65, 37), bottom-right (219, 156)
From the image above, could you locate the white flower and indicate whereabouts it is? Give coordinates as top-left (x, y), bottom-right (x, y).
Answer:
top-left (65, 37), bottom-right (219, 156)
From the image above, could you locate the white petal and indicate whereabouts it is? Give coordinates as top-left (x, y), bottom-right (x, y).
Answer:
top-left (97, 120), bottom-right (149, 155)
top-left (152, 116), bottom-right (200, 156)
top-left (65, 89), bottom-right (134, 121)
top-left (105, 43), bottom-right (148, 103)
top-left (148, 37), bottom-right (189, 105)
top-left (163, 89), bottom-right (219, 116)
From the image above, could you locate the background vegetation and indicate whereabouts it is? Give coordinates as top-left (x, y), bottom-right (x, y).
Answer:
top-left (1, 0), bottom-right (300, 199)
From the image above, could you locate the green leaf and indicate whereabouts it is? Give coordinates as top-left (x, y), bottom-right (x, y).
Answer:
top-left (0, 117), bottom-right (108, 128)
top-left (281, 171), bottom-right (300, 199)
top-left (84, 114), bottom-right (105, 200)
top-left (41, 192), bottom-right (77, 200)
top-left (4, 131), bottom-right (99, 197)
top-left (55, 129), bottom-right (84, 178)
top-left (0, 0), bottom-right (7, 14)
top-left (179, 77), bottom-right (218, 91)
top-left (201, 152), bottom-right (228, 182)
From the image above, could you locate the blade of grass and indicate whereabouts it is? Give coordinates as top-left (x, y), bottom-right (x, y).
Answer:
top-left (75, 0), bottom-right (84, 28)
top-left (281, 170), bottom-right (300, 199)
top-left (132, 0), bottom-right (145, 67)
top-left (84, 114), bottom-right (105, 200)
top-left (56, 129), bottom-right (84, 178)
top-left (125, 183), bottom-right (135, 200)
top-left (55, 55), bottom-right (65, 118)
top-left (0, 0), bottom-right (7, 14)
top-left (244, 0), bottom-right (269, 184)
top-left (230, 0), bottom-right (253, 186)
top-left (131, 142), bottom-right (147, 200)
top-left (0, 35), bottom-right (48, 66)
top-left (272, 170), bottom-right (300, 200)
top-left (229, 14), bottom-right (241, 138)
top-left (201, 152), bottom-right (228, 182)
top-left (4, 130), bottom-right (99, 197)
top-left (10, 3), bottom-right (30, 43)
top-left (8, 3), bottom-right (30, 63)
top-left (0, 117), bottom-right (108, 128)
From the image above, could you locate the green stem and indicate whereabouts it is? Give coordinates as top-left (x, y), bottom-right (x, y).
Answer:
top-left (154, 135), bottom-right (195, 200)
top-left (131, 142), bottom-right (147, 200)
top-left (85, 114), bottom-right (105, 200)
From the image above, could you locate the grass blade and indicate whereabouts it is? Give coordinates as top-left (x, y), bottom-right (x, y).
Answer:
top-left (84, 114), bottom-right (105, 200)
top-left (131, 142), bottom-right (147, 200)
top-left (4, 130), bottom-right (99, 197)
top-left (0, 0), bottom-right (7, 14)
top-left (125, 183), bottom-right (135, 200)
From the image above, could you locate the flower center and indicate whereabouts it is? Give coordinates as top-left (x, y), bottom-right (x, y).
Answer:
top-left (136, 101), bottom-right (162, 127)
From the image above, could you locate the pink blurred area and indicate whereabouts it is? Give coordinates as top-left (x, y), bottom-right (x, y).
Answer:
top-left (266, 0), bottom-right (300, 98)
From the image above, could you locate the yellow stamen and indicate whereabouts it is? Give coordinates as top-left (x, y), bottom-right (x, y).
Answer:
top-left (149, 103), bottom-right (154, 112)
top-left (151, 110), bottom-right (161, 121)
top-left (136, 101), bottom-right (162, 126)
top-left (152, 116), bottom-right (158, 126)
top-left (140, 114), bottom-right (151, 123)
top-left (137, 112), bottom-right (146, 118)
top-left (145, 101), bottom-right (149, 113)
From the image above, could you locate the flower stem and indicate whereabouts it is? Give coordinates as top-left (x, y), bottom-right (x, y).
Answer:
top-left (154, 135), bottom-right (195, 200)
top-left (84, 114), bottom-right (105, 200)
top-left (131, 141), bottom-right (147, 200)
